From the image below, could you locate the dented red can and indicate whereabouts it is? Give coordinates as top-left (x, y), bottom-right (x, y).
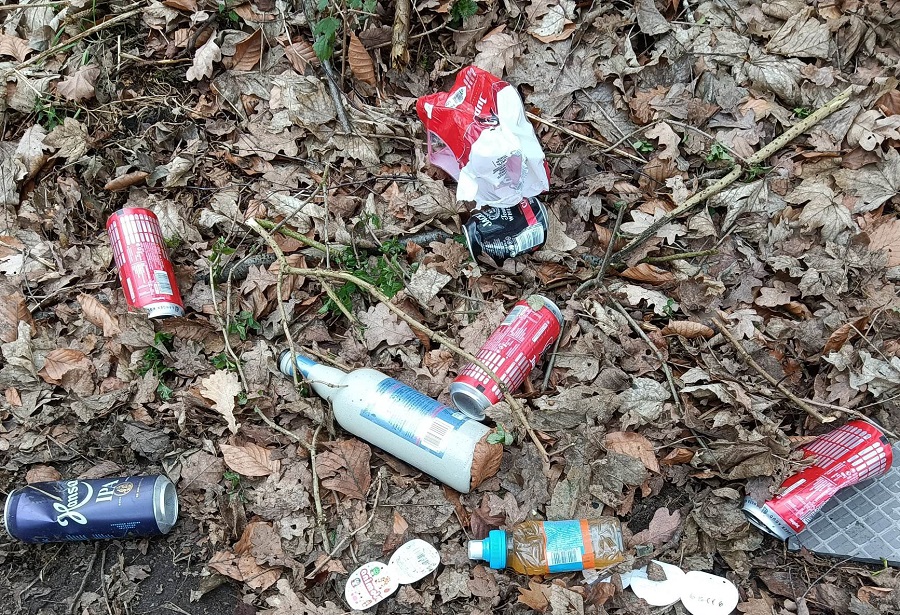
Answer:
top-left (743, 420), bottom-right (893, 540)
top-left (450, 295), bottom-right (563, 420)
top-left (106, 208), bottom-right (184, 319)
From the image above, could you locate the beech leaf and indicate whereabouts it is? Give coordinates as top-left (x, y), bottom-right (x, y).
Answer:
top-left (660, 320), bottom-right (715, 339)
top-left (605, 431), bottom-right (660, 473)
top-left (38, 348), bottom-right (92, 384)
top-left (348, 32), bottom-right (376, 86)
top-left (317, 439), bottom-right (371, 499)
top-left (78, 293), bottom-right (122, 337)
top-left (220, 442), bottom-right (281, 477)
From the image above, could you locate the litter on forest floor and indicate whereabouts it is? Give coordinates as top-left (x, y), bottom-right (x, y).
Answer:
top-left (278, 351), bottom-right (502, 493)
top-left (417, 65), bottom-right (549, 208)
top-left (743, 420), bottom-right (893, 540)
top-left (620, 562), bottom-right (739, 615)
top-left (344, 538), bottom-right (440, 610)
top-left (4, 475), bottom-right (178, 543)
top-left (790, 442), bottom-right (900, 566)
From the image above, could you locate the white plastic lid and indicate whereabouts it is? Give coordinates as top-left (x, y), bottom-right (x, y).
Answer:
top-left (680, 571), bottom-right (740, 615)
top-left (468, 540), bottom-right (484, 560)
top-left (344, 561), bottom-right (399, 611)
top-left (629, 561), bottom-right (686, 607)
top-left (388, 539), bottom-right (441, 584)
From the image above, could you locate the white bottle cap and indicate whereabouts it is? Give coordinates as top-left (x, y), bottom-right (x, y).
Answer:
top-left (468, 540), bottom-right (484, 560)
top-left (680, 571), bottom-right (740, 615)
top-left (388, 539), bottom-right (441, 584)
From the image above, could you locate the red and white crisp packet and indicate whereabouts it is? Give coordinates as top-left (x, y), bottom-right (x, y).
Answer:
top-left (416, 66), bottom-right (550, 208)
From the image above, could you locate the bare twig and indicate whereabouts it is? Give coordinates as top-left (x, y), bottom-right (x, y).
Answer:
top-left (307, 473), bottom-right (383, 577)
top-left (575, 201), bottom-right (628, 298)
top-left (254, 218), bottom-right (331, 254)
top-left (19, 5), bottom-right (142, 69)
top-left (0, 2), bottom-right (62, 9)
top-left (208, 264), bottom-right (250, 393)
top-left (67, 543), bottom-right (100, 615)
top-left (713, 315), bottom-right (836, 424)
top-left (613, 86), bottom-right (855, 264)
top-left (525, 111), bottom-right (647, 164)
top-left (641, 249), bottom-right (718, 264)
top-left (390, 0), bottom-right (411, 67)
top-left (541, 323), bottom-right (564, 392)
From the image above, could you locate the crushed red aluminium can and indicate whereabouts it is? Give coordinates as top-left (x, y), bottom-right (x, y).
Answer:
top-left (416, 65), bottom-right (550, 208)
top-left (106, 208), bottom-right (184, 319)
top-left (743, 420), bottom-right (893, 540)
top-left (464, 197), bottom-right (548, 261)
top-left (450, 295), bottom-right (563, 420)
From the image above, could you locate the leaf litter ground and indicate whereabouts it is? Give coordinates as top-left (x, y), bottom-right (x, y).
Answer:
top-left (1, 0), bottom-right (900, 614)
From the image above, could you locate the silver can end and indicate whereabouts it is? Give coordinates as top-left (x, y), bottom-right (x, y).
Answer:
top-left (154, 476), bottom-right (179, 535)
top-left (3, 490), bottom-right (13, 540)
top-left (449, 382), bottom-right (491, 421)
top-left (742, 497), bottom-right (793, 540)
top-left (145, 302), bottom-right (185, 319)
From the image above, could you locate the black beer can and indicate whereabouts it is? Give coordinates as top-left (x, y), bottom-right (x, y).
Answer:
top-left (3, 475), bottom-right (178, 543)
top-left (463, 197), bottom-right (548, 261)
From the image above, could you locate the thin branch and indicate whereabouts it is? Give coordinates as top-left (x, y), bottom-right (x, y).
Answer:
top-left (641, 249), bottom-right (718, 264)
top-left (67, 543), bottom-right (100, 615)
top-left (575, 202), bottom-right (628, 298)
top-left (19, 5), bottom-right (142, 69)
top-left (713, 315), bottom-right (835, 424)
top-left (525, 111), bottom-right (648, 164)
top-left (613, 86), bottom-right (855, 265)
top-left (208, 264), bottom-right (250, 393)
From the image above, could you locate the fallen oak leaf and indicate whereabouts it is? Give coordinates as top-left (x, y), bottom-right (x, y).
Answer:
top-left (357, 302), bottom-right (417, 350)
top-left (186, 34), bottom-right (222, 81)
top-left (630, 507), bottom-right (681, 547)
top-left (317, 439), bottom-right (371, 499)
top-left (517, 581), bottom-right (551, 612)
top-left (0, 34), bottom-right (32, 62)
top-left (200, 369), bottom-right (242, 434)
top-left (55, 65), bottom-right (101, 102)
top-left (220, 442), bottom-right (280, 477)
top-left (43, 118), bottom-right (88, 162)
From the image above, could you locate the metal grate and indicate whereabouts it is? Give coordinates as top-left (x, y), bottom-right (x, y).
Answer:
top-left (788, 443), bottom-right (900, 566)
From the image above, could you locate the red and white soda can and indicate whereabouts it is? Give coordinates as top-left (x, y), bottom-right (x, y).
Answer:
top-left (450, 295), bottom-right (563, 420)
top-left (743, 420), bottom-right (893, 539)
top-left (106, 208), bottom-right (184, 319)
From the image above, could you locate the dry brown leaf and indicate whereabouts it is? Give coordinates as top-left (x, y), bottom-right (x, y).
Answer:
top-left (15, 124), bottom-right (49, 179)
top-left (630, 507), bottom-right (681, 546)
top-left (104, 171), bottom-right (148, 192)
top-left (474, 25), bottom-right (522, 76)
top-left (383, 510), bottom-right (410, 553)
top-left (44, 118), bottom-right (89, 161)
top-left (0, 34), bottom-right (32, 62)
top-left (25, 465), bottom-right (61, 483)
top-left (162, 0), bottom-right (197, 10)
top-left (605, 431), bottom-right (660, 473)
top-left (227, 29), bottom-right (263, 71)
top-left (220, 442), bottom-right (281, 477)
top-left (867, 218), bottom-right (900, 267)
top-left (0, 285), bottom-right (32, 343)
top-left (208, 550), bottom-right (280, 591)
top-left (517, 581), bottom-right (551, 612)
top-left (232, 3), bottom-right (275, 21)
top-left (5, 388), bottom-right (21, 406)
top-left (280, 36), bottom-right (320, 73)
top-left (619, 263), bottom-right (675, 284)
top-left (822, 315), bottom-right (870, 355)
top-left (78, 293), bottom-right (122, 337)
top-left (38, 348), bottom-right (92, 384)
top-left (56, 65), bottom-right (101, 102)
top-left (661, 320), bottom-right (715, 339)
top-left (200, 369), bottom-right (242, 434)
top-left (660, 447), bottom-right (695, 465)
top-left (358, 302), bottom-right (417, 349)
top-left (348, 32), bottom-right (376, 86)
top-left (317, 439), bottom-right (371, 500)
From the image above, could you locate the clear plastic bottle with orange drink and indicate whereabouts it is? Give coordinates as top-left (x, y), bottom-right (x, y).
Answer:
top-left (468, 518), bottom-right (624, 574)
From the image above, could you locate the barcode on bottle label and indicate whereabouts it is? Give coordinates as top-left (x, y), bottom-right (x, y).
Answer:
top-left (154, 270), bottom-right (173, 295)
top-left (547, 548), bottom-right (582, 568)
top-left (421, 419), bottom-right (452, 453)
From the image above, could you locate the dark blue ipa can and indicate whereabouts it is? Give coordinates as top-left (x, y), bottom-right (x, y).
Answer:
top-left (3, 475), bottom-right (178, 543)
